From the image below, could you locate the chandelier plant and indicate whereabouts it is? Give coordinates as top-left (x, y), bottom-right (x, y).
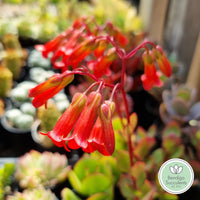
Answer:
top-left (28, 17), bottom-right (172, 160)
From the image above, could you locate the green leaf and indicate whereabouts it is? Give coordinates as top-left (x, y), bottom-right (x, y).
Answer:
top-left (176, 88), bottom-right (191, 101)
top-left (171, 98), bottom-right (190, 116)
top-left (118, 174), bottom-right (135, 199)
top-left (129, 112), bottom-right (138, 131)
top-left (162, 121), bottom-right (181, 137)
top-left (99, 156), bottom-right (120, 184)
top-left (86, 192), bottom-right (111, 200)
top-left (129, 161), bottom-right (146, 188)
top-left (134, 137), bottom-right (156, 160)
top-left (162, 134), bottom-right (182, 155)
top-left (81, 173), bottom-right (111, 196)
top-left (151, 148), bottom-right (164, 164)
top-left (61, 188), bottom-right (81, 200)
top-left (136, 126), bottom-right (146, 140)
top-left (147, 124), bottom-right (157, 137)
top-left (73, 155), bottom-right (99, 181)
top-left (112, 117), bottom-right (123, 131)
top-left (116, 150), bottom-right (130, 173)
top-left (68, 170), bottom-right (82, 193)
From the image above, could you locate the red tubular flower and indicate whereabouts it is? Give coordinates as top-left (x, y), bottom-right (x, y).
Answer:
top-left (141, 51), bottom-right (162, 90)
top-left (153, 45), bottom-right (172, 77)
top-left (29, 71), bottom-right (74, 107)
top-left (106, 22), bottom-right (128, 47)
top-left (94, 39), bottom-right (109, 57)
top-left (88, 48), bottom-right (116, 78)
top-left (64, 37), bottom-right (98, 68)
top-left (88, 100), bottom-right (115, 155)
top-left (42, 93), bottom-right (87, 149)
top-left (35, 31), bottom-right (69, 58)
top-left (66, 91), bottom-right (102, 151)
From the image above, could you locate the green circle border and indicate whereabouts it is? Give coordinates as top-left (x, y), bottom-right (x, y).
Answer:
top-left (158, 158), bottom-right (194, 194)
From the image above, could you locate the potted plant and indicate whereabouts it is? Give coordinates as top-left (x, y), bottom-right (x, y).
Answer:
top-left (24, 16), bottom-right (176, 199)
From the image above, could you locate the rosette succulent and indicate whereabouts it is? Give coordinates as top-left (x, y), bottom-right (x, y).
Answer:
top-left (6, 187), bottom-right (57, 200)
top-left (15, 150), bottom-right (71, 189)
top-left (159, 84), bottom-right (200, 125)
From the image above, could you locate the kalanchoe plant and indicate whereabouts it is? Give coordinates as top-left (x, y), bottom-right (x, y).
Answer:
top-left (15, 150), bottom-right (71, 189)
top-left (159, 84), bottom-right (200, 125)
top-left (28, 17), bottom-right (172, 158)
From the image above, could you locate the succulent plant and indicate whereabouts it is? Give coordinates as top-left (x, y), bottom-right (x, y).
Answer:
top-left (2, 49), bottom-right (25, 80)
top-left (37, 101), bottom-right (62, 133)
top-left (1, 34), bottom-right (28, 80)
top-left (0, 65), bottom-right (13, 97)
top-left (10, 81), bottom-right (37, 105)
top-left (28, 49), bottom-right (51, 69)
top-left (159, 84), bottom-right (200, 125)
top-left (0, 163), bottom-right (15, 200)
top-left (2, 34), bottom-right (22, 50)
top-left (68, 153), bottom-right (120, 200)
top-left (6, 186), bottom-right (57, 200)
top-left (15, 150), bottom-right (71, 189)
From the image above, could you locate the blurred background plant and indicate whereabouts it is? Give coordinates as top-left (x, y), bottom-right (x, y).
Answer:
top-left (15, 150), bottom-right (71, 189)
top-left (0, 163), bottom-right (15, 200)
top-left (6, 186), bottom-right (57, 200)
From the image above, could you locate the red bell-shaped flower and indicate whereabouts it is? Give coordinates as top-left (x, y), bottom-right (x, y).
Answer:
top-left (29, 71), bottom-right (74, 108)
top-left (41, 92), bottom-right (87, 149)
top-left (66, 91), bottom-right (102, 151)
top-left (153, 45), bottom-right (172, 77)
top-left (88, 100), bottom-right (115, 155)
top-left (141, 51), bottom-right (162, 90)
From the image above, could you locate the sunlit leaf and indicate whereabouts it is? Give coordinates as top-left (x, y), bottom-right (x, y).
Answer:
top-left (61, 188), bottom-right (81, 200)
top-left (81, 173), bottom-right (111, 196)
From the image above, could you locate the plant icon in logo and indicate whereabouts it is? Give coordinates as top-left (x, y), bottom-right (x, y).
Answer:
top-left (170, 164), bottom-right (183, 174)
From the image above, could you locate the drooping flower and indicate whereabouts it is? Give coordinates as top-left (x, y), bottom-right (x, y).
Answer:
top-left (88, 48), bottom-right (116, 78)
top-left (153, 45), bottom-right (172, 77)
top-left (42, 93), bottom-right (87, 149)
top-left (141, 51), bottom-right (162, 90)
top-left (88, 100), bottom-right (115, 155)
top-left (29, 71), bottom-right (74, 107)
top-left (65, 91), bottom-right (102, 151)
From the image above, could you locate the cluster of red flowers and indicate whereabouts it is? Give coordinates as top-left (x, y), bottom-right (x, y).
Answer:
top-left (35, 17), bottom-right (128, 78)
top-left (29, 78), bottom-right (115, 155)
top-left (141, 46), bottom-right (172, 90)
top-left (29, 17), bottom-right (172, 156)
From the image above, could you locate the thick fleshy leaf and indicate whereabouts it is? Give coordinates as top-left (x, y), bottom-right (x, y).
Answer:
top-left (189, 102), bottom-right (200, 120)
top-left (134, 137), bottom-right (156, 160)
top-left (73, 156), bottom-right (99, 181)
top-left (99, 156), bottom-right (120, 184)
top-left (176, 87), bottom-right (191, 101)
top-left (129, 161), bottom-right (146, 188)
top-left (68, 170), bottom-right (82, 193)
top-left (86, 192), bottom-right (111, 200)
top-left (162, 121), bottom-right (181, 137)
top-left (81, 173), bottom-right (111, 196)
top-left (129, 112), bottom-right (138, 131)
top-left (118, 174), bottom-right (137, 198)
top-left (171, 98), bottom-right (190, 116)
top-left (112, 117), bottom-right (123, 131)
top-left (116, 150), bottom-right (130, 173)
top-left (61, 188), bottom-right (81, 200)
